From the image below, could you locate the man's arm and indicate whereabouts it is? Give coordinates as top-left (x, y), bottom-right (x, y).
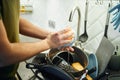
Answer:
top-left (19, 17), bottom-right (50, 39)
top-left (0, 19), bottom-right (73, 67)
top-left (0, 20), bottom-right (51, 67)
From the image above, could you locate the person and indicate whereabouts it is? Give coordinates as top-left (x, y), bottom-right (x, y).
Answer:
top-left (0, 0), bottom-right (74, 79)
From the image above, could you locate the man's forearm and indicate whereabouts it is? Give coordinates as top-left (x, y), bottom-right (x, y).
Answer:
top-left (0, 39), bottom-right (50, 67)
top-left (19, 17), bottom-right (51, 39)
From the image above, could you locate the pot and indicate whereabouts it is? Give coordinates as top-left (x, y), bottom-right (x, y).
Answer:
top-left (47, 46), bottom-right (89, 78)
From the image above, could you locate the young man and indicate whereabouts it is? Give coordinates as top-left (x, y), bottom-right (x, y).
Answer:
top-left (0, 0), bottom-right (74, 79)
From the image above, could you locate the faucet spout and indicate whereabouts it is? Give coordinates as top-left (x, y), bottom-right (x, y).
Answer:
top-left (69, 6), bottom-right (81, 46)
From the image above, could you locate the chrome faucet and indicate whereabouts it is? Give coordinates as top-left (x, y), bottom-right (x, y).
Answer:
top-left (69, 6), bottom-right (81, 46)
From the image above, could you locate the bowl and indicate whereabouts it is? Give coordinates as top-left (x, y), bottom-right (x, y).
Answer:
top-left (87, 53), bottom-right (98, 79)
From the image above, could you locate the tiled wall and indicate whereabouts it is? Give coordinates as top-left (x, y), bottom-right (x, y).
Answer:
top-left (20, 0), bottom-right (120, 53)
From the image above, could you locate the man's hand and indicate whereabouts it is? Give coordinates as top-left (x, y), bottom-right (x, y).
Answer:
top-left (45, 27), bottom-right (74, 51)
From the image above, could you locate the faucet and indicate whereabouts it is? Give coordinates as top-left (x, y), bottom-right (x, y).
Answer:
top-left (69, 6), bottom-right (81, 46)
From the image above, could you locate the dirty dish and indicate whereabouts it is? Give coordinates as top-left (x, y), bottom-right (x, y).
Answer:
top-left (87, 53), bottom-right (98, 79)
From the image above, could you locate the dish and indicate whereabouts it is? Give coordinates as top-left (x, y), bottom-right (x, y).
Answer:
top-left (87, 53), bottom-right (98, 79)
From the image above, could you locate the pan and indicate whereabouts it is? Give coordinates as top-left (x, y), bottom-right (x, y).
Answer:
top-left (95, 3), bottom-right (115, 77)
top-left (27, 46), bottom-right (95, 80)
top-left (27, 46), bottom-right (91, 80)
top-left (48, 46), bottom-right (97, 79)
top-left (47, 46), bottom-right (89, 78)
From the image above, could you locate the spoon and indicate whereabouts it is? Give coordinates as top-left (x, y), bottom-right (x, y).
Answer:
top-left (79, 0), bottom-right (88, 43)
top-left (79, 20), bottom-right (88, 43)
